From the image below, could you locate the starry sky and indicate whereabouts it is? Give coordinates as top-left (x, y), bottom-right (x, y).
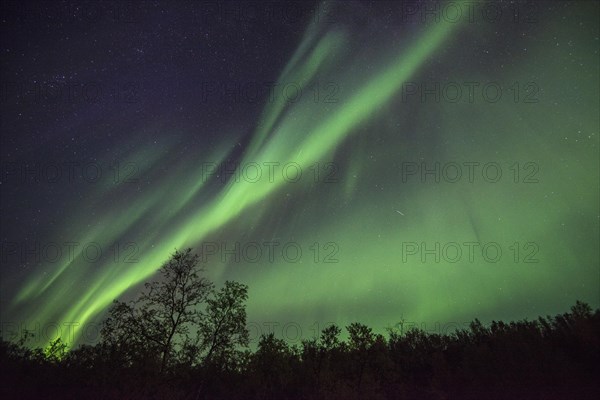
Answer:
top-left (0, 0), bottom-right (598, 348)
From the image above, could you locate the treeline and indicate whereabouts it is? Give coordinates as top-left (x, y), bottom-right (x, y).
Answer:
top-left (1, 250), bottom-right (599, 399)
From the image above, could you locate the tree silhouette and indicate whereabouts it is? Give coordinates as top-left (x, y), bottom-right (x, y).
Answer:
top-left (102, 248), bottom-right (213, 373)
top-left (2, 253), bottom-right (598, 400)
top-left (346, 322), bottom-right (376, 392)
top-left (200, 280), bottom-right (250, 367)
top-left (194, 281), bottom-right (250, 400)
top-left (251, 333), bottom-right (296, 399)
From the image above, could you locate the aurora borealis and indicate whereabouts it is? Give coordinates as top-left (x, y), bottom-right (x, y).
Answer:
top-left (0, 1), bottom-right (598, 349)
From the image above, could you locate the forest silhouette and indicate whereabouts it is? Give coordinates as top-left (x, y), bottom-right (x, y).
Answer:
top-left (1, 249), bottom-right (598, 399)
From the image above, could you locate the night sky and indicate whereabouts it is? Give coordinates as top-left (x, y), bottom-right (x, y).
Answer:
top-left (0, 0), bottom-right (598, 348)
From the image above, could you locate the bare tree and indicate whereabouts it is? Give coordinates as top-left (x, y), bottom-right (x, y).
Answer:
top-left (200, 280), bottom-right (249, 366)
top-left (102, 248), bottom-right (213, 373)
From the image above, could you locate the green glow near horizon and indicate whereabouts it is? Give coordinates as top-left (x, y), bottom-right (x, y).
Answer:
top-left (5, 1), bottom-right (598, 348)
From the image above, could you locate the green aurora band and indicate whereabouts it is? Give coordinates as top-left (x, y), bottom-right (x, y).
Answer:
top-left (5, 0), bottom-right (599, 348)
